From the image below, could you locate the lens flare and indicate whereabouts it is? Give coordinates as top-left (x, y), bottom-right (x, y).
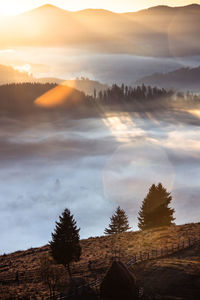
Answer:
top-left (35, 82), bottom-right (77, 108)
top-left (188, 109), bottom-right (200, 119)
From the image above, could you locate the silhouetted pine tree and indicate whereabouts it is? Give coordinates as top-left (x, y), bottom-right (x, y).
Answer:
top-left (95, 84), bottom-right (172, 104)
top-left (49, 208), bottom-right (81, 277)
top-left (104, 206), bottom-right (131, 235)
top-left (138, 183), bottom-right (175, 230)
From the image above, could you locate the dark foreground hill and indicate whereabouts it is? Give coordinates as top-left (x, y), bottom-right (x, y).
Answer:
top-left (134, 243), bottom-right (200, 300)
top-left (0, 223), bottom-right (200, 299)
top-left (0, 83), bottom-right (87, 117)
top-left (0, 82), bottom-right (175, 118)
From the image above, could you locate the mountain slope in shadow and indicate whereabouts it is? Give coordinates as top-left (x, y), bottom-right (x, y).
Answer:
top-left (136, 66), bottom-right (200, 92)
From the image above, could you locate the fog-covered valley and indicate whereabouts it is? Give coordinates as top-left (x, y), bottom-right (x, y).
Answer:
top-left (1, 98), bottom-right (200, 253)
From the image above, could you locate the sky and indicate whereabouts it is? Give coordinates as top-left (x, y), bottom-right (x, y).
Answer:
top-left (0, 0), bottom-right (199, 15)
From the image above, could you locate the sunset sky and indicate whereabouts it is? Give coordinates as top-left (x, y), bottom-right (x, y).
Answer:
top-left (0, 0), bottom-right (199, 15)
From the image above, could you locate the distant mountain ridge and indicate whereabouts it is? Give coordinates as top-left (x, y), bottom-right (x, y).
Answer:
top-left (27, 3), bottom-right (200, 15)
top-left (136, 66), bottom-right (200, 92)
top-left (0, 4), bottom-right (200, 56)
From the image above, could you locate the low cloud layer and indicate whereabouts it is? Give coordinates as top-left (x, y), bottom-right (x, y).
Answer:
top-left (2, 47), bottom-right (200, 85)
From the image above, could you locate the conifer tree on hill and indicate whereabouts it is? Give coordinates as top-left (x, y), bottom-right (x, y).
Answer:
top-left (138, 183), bottom-right (175, 230)
top-left (49, 208), bottom-right (81, 277)
top-left (104, 206), bottom-right (131, 235)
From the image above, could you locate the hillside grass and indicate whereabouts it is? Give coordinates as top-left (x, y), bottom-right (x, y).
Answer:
top-left (0, 222), bottom-right (200, 299)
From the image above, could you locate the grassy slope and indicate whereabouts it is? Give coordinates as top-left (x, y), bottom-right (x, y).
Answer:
top-left (0, 223), bottom-right (200, 299)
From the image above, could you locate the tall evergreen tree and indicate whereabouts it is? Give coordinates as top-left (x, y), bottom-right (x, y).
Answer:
top-left (49, 208), bottom-right (81, 277)
top-left (138, 183), bottom-right (175, 230)
top-left (104, 206), bottom-right (131, 235)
